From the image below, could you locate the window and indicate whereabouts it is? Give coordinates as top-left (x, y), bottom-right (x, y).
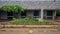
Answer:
top-left (7, 12), bottom-right (13, 16)
top-left (46, 10), bottom-right (53, 20)
top-left (47, 10), bottom-right (53, 16)
top-left (33, 10), bottom-right (40, 18)
top-left (7, 12), bottom-right (13, 20)
top-left (21, 10), bottom-right (26, 18)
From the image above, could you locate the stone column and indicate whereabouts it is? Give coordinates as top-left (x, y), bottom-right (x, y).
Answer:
top-left (53, 10), bottom-right (56, 20)
top-left (54, 10), bottom-right (56, 20)
top-left (39, 10), bottom-right (41, 18)
top-left (41, 9), bottom-right (44, 19)
top-left (52, 10), bottom-right (54, 20)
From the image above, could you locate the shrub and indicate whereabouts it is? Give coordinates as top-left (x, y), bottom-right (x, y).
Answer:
top-left (6, 18), bottom-right (53, 25)
top-left (56, 10), bottom-right (60, 16)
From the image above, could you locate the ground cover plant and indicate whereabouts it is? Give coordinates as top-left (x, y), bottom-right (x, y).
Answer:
top-left (5, 18), bottom-right (54, 25)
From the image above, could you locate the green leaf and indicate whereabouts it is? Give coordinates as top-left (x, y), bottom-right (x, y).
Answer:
top-left (0, 5), bottom-right (24, 13)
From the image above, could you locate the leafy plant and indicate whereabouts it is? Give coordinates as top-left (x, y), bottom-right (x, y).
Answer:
top-left (5, 18), bottom-right (53, 25)
top-left (0, 5), bottom-right (24, 19)
top-left (1, 5), bottom-right (24, 13)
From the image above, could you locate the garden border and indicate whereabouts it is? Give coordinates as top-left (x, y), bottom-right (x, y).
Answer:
top-left (0, 25), bottom-right (58, 28)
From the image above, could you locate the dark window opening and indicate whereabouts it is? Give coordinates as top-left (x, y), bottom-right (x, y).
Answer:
top-left (7, 12), bottom-right (13, 20)
top-left (7, 12), bottom-right (13, 16)
top-left (33, 10), bottom-right (40, 18)
top-left (21, 10), bottom-right (26, 18)
top-left (47, 10), bottom-right (53, 16)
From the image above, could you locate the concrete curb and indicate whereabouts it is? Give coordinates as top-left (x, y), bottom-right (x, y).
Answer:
top-left (0, 25), bottom-right (59, 28)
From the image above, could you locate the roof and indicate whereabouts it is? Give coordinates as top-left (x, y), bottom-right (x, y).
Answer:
top-left (0, 1), bottom-right (60, 9)
top-left (0, 0), bottom-right (55, 1)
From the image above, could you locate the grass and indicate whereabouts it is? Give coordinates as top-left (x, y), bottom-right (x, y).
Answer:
top-left (4, 18), bottom-right (54, 25)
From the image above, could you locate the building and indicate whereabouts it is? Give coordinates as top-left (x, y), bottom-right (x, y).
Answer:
top-left (0, 0), bottom-right (60, 20)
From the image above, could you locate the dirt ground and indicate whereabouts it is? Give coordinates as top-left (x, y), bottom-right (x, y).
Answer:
top-left (0, 28), bottom-right (60, 34)
top-left (0, 18), bottom-right (60, 34)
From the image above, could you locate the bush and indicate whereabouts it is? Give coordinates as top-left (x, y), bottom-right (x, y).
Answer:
top-left (56, 10), bottom-right (60, 16)
top-left (6, 18), bottom-right (53, 25)
top-left (39, 20), bottom-right (51, 25)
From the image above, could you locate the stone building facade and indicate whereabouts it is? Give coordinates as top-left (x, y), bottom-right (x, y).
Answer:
top-left (0, 0), bottom-right (60, 20)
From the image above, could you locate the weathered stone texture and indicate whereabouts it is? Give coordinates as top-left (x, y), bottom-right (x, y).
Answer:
top-left (0, 1), bottom-right (60, 9)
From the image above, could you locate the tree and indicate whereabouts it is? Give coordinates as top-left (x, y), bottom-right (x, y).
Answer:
top-left (0, 5), bottom-right (24, 19)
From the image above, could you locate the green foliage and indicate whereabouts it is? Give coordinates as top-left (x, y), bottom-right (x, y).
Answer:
top-left (56, 10), bottom-right (60, 16)
top-left (6, 18), bottom-right (53, 25)
top-left (39, 20), bottom-right (51, 25)
top-left (1, 5), bottom-right (24, 13)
